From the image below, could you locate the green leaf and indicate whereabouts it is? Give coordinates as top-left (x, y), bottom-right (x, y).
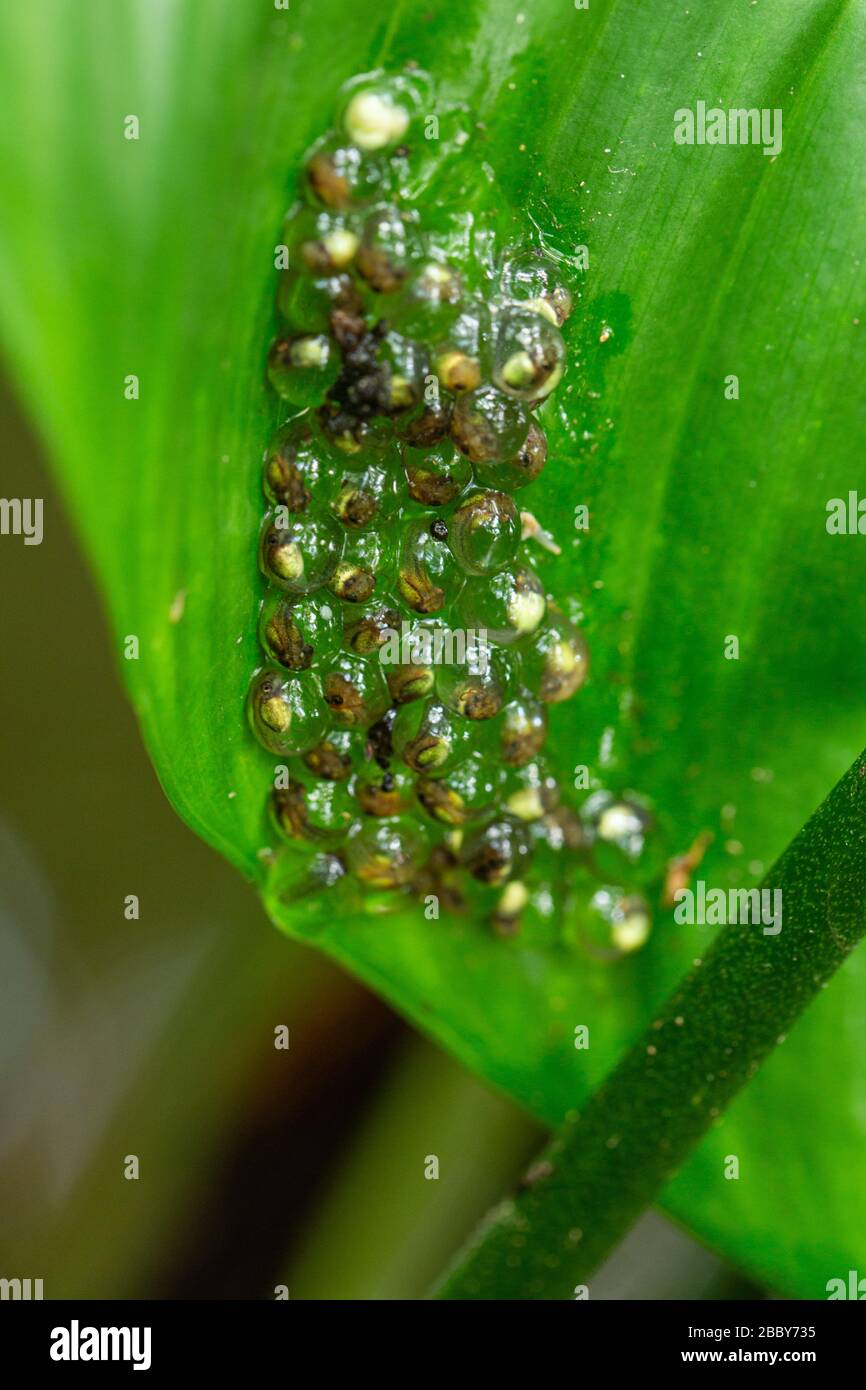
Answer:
top-left (438, 745), bottom-right (866, 1299)
top-left (1, 0), bottom-right (865, 1295)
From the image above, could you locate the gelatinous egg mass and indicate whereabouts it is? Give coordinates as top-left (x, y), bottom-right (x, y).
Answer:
top-left (242, 67), bottom-right (667, 952)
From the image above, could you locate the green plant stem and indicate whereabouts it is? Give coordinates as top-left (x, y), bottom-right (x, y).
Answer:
top-left (437, 750), bottom-right (866, 1300)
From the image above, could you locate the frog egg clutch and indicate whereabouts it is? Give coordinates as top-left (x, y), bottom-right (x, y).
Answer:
top-left (246, 69), bottom-right (661, 952)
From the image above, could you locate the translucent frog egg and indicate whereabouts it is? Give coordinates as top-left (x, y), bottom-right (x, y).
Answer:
top-left (345, 816), bottom-right (428, 889)
top-left (416, 752), bottom-right (503, 827)
top-left (345, 93), bottom-right (410, 151)
top-left (491, 878), bottom-right (533, 937)
top-left (354, 459), bottom-right (402, 521)
top-left (481, 420), bottom-right (548, 492)
top-left (434, 349), bottom-right (482, 395)
top-left (247, 667), bottom-right (326, 755)
top-left (387, 260), bottom-right (464, 339)
top-left (305, 137), bottom-right (379, 209)
top-left (392, 698), bottom-right (472, 774)
top-left (271, 777), bottom-right (355, 848)
top-left (379, 618), bottom-right (442, 705)
top-left (320, 651), bottom-right (390, 728)
top-left (378, 331), bottom-right (428, 417)
top-left (259, 591), bottom-right (342, 671)
top-left (397, 516), bottom-right (465, 615)
top-left (492, 307), bottom-right (566, 403)
top-left (329, 527), bottom-right (393, 604)
top-left (535, 803), bottom-right (586, 856)
top-left (314, 404), bottom-right (389, 465)
top-left (356, 204), bottom-right (421, 294)
top-left (435, 639), bottom-right (514, 722)
top-left (281, 204), bottom-right (361, 276)
top-left (297, 226), bottom-right (360, 278)
top-left (457, 565), bottom-right (546, 645)
top-left (266, 848), bottom-right (347, 909)
top-left (440, 301), bottom-right (493, 376)
top-left (331, 474), bottom-right (383, 530)
top-left (592, 794), bottom-right (650, 853)
top-left (432, 301), bottom-right (489, 396)
top-left (500, 249), bottom-right (574, 326)
top-left (581, 789), bottom-right (665, 885)
top-left (363, 706), bottom-right (397, 767)
top-left (409, 840), bottom-right (465, 914)
top-left (278, 266), bottom-right (359, 345)
top-left (277, 268), bottom-right (363, 336)
top-left (577, 884), bottom-right (652, 960)
top-left (303, 730), bottom-right (358, 781)
top-left (354, 763), bottom-right (415, 817)
top-left (448, 490), bottom-right (520, 576)
top-left (332, 464), bottom-right (400, 533)
top-left (259, 509), bottom-right (344, 595)
top-left (402, 441), bottom-right (471, 508)
top-left (262, 420), bottom-right (328, 511)
top-left (267, 331), bottom-right (339, 408)
top-left (459, 816), bottom-right (533, 886)
top-left (450, 386), bottom-right (530, 465)
top-left (524, 607), bottom-right (589, 702)
top-left (340, 75), bottom-right (419, 152)
top-left (503, 758), bottom-right (561, 823)
top-left (396, 391), bottom-right (455, 449)
top-left (386, 659), bottom-right (436, 707)
top-left (499, 695), bottom-right (548, 767)
top-left (343, 601), bottom-right (402, 657)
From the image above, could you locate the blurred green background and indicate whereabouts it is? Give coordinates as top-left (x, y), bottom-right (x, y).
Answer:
top-left (0, 377), bottom-right (763, 1298)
